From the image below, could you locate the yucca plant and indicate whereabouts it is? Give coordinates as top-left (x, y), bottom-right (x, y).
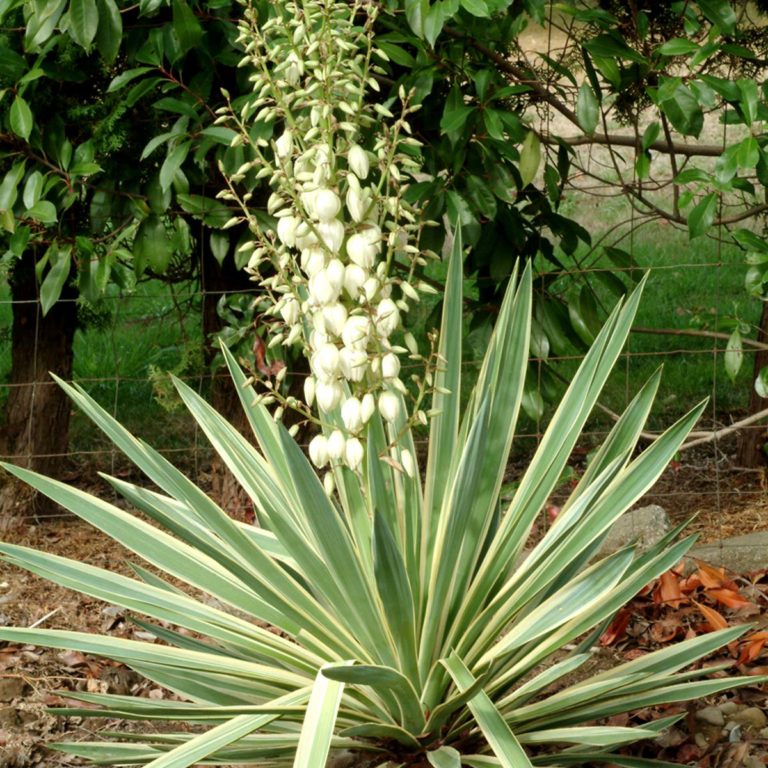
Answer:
top-left (0, 230), bottom-right (758, 767)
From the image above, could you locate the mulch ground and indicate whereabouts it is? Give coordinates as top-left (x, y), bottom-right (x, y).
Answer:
top-left (0, 440), bottom-right (767, 767)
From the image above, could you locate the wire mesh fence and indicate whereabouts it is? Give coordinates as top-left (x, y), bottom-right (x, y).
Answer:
top-left (0, 209), bottom-right (766, 569)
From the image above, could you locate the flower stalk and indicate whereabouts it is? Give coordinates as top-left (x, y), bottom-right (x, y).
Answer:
top-left (218, 0), bottom-right (432, 474)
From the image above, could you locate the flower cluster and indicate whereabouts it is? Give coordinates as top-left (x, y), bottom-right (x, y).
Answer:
top-left (220, 0), bottom-right (433, 476)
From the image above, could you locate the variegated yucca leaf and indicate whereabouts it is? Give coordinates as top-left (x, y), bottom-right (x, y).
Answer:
top-left (0, 227), bottom-right (759, 767)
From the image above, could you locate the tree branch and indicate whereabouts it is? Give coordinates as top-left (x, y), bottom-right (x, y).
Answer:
top-left (539, 131), bottom-right (727, 158)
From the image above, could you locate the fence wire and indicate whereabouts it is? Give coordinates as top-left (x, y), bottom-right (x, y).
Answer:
top-left (0, 230), bottom-right (766, 570)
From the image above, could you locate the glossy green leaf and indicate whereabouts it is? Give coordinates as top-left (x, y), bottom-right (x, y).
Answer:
top-left (68, 0), bottom-right (99, 48)
top-left (133, 215), bottom-right (172, 276)
top-left (687, 192), bottom-right (717, 239)
top-left (25, 200), bottom-right (57, 224)
top-left (10, 95), bottom-right (33, 141)
top-left (657, 38), bottom-right (699, 56)
top-left (576, 82), bottom-right (599, 134)
top-left (699, 0), bottom-right (737, 35)
top-left (94, 0), bottom-right (122, 63)
top-left (40, 245), bottom-right (71, 315)
top-left (724, 329), bottom-right (743, 382)
top-left (519, 131), bottom-right (540, 188)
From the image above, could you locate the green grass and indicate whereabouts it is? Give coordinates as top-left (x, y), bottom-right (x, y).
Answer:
top-left (543, 209), bottom-right (759, 440)
top-left (69, 280), bottom-right (206, 462)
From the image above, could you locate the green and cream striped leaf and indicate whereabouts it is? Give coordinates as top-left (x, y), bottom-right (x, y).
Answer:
top-left (293, 664), bottom-right (350, 768)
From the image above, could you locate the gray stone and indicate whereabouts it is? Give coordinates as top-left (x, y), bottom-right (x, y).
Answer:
top-left (695, 706), bottom-right (725, 726)
top-left (687, 531), bottom-right (768, 573)
top-left (731, 707), bottom-right (767, 730)
top-left (600, 505), bottom-right (670, 554)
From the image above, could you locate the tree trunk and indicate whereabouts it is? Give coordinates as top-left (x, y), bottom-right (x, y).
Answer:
top-left (737, 301), bottom-right (768, 467)
top-left (0, 254), bottom-right (78, 521)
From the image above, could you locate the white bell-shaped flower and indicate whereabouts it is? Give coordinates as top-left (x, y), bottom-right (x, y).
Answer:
top-left (300, 189), bottom-right (317, 219)
top-left (339, 347), bottom-right (368, 382)
top-left (327, 429), bottom-right (346, 461)
top-left (317, 219), bottom-right (345, 254)
top-left (348, 143), bottom-right (370, 179)
top-left (301, 246), bottom-right (326, 277)
top-left (345, 437), bottom-right (364, 471)
top-left (375, 298), bottom-right (400, 337)
top-left (314, 188), bottom-right (341, 222)
top-left (341, 315), bottom-right (370, 349)
top-left (275, 129), bottom-right (293, 159)
top-left (326, 259), bottom-right (345, 292)
top-left (381, 352), bottom-right (400, 379)
top-left (343, 263), bottom-right (367, 300)
top-left (316, 380), bottom-right (342, 411)
top-left (378, 390), bottom-right (400, 423)
top-left (311, 343), bottom-right (340, 382)
top-left (346, 225), bottom-right (381, 269)
top-left (322, 302), bottom-right (348, 337)
top-left (309, 269), bottom-right (341, 306)
top-left (276, 215), bottom-right (299, 248)
top-left (279, 296), bottom-right (300, 326)
top-left (341, 396), bottom-right (363, 432)
top-left (361, 392), bottom-right (375, 423)
top-left (308, 434), bottom-right (329, 468)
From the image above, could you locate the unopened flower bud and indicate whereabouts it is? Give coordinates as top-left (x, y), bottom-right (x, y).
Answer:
top-left (316, 380), bottom-right (342, 411)
top-left (308, 434), bottom-right (329, 468)
top-left (345, 176), bottom-right (367, 222)
top-left (378, 390), bottom-right (400, 423)
top-left (363, 277), bottom-right (379, 302)
top-left (267, 192), bottom-right (285, 215)
top-left (381, 352), bottom-right (400, 379)
top-left (314, 188), bottom-right (341, 222)
top-left (341, 397), bottom-right (363, 432)
top-left (304, 375), bottom-right (316, 407)
top-left (345, 437), bottom-right (364, 471)
top-left (328, 429), bottom-right (346, 461)
top-left (323, 471), bottom-right (335, 496)
top-left (348, 143), bottom-right (370, 179)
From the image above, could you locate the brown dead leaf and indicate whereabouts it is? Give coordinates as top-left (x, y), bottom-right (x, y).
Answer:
top-left (705, 588), bottom-right (756, 611)
top-left (656, 571), bottom-right (684, 609)
top-left (697, 563), bottom-right (727, 589)
top-left (600, 607), bottom-right (633, 646)
top-left (694, 601), bottom-right (729, 632)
